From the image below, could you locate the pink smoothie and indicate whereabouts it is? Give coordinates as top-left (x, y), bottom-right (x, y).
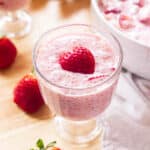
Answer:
top-left (99, 0), bottom-right (150, 46)
top-left (36, 33), bottom-right (120, 121)
top-left (0, 0), bottom-right (29, 11)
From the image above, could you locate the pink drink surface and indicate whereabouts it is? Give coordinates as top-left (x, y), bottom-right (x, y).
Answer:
top-left (99, 0), bottom-right (150, 46)
top-left (0, 0), bottom-right (29, 11)
top-left (37, 33), bottom-right (119, 121)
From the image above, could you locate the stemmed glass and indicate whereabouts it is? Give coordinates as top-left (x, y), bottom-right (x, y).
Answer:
top-left (33, 24), bottom-right (123, 145)
top-left (0, 0), bottom-right (31, 38)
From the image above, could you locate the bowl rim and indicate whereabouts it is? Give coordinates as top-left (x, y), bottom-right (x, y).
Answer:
top-left (91, 0), bottom-right (150, 49)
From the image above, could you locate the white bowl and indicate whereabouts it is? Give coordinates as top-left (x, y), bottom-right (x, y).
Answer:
top-left (91, 0), bottom-right (150, 80)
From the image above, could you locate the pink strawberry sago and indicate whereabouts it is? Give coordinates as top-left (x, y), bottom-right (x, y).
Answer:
top-left (99, 0), bottom-right (150, 46)
top-left (34, 25), bottom-right (122, 122)
top-left (0, 0), bottom-right (30, 11)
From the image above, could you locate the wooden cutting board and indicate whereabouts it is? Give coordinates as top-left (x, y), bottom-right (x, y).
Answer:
top-left (0, 0), bottom-right (102, 149)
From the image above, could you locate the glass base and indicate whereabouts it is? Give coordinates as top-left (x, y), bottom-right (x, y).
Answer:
top-left (0, 10), bottom-right (31, 38)
top-left (55, 116), bottom-right (103, 144)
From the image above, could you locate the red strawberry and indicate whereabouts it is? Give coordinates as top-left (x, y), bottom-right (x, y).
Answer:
top-left (0, 37), bottom-right (17, 69)
top-left (14, 73), bottom-right (44, 113)
top-left (59, 46), bottom-right (95, 74)
top-left (119, 14), bottom-right (135, 29)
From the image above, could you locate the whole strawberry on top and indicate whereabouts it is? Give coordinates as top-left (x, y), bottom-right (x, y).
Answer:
top-left (14, 73), bottom-right (44, 113)
top-left (0, 37), bottom-right (17, 69)
top-left (59, 46), bottom-right (95, 74)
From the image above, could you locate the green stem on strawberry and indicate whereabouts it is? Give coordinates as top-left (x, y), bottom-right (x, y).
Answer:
top-left (30, 138), bottom-right (58, 150)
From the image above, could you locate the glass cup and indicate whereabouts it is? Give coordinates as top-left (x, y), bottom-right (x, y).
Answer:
top-left (0, 0), bottom-right (31, 38)
top-left (33, 24), bottom-right (123, 144)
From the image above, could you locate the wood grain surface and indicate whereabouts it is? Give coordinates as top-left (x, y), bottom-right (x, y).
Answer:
top-left (0, 0), bottom-right (102, 149)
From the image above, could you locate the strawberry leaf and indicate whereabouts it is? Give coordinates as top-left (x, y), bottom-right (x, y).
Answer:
top-left (36, 139), bottom-right (45, 149)
top-left (30, 138), bottom-right (58, 150)
top-left (45, 141), bottom-right (56, 149)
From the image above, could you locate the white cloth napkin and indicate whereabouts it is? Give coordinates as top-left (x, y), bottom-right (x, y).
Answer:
top-left (102, 71), bottom-right (150, 150)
